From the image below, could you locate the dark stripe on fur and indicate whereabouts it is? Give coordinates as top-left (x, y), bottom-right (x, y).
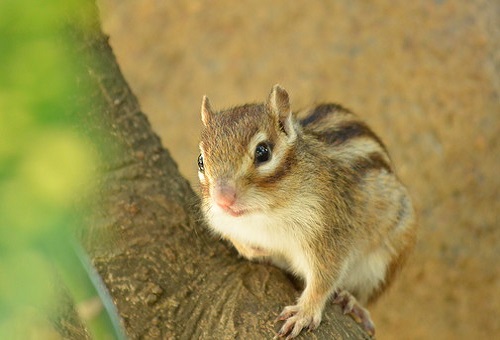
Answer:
top-left (300, 104), bottom-right (348, 127)
top-left (255, 148), bottom-right (296, 186)
top-left (311, 121), bottom-right (387, 151)
top-left (333, 153), bottom-right (392, 211)
top-left (353, 152), bottom-right (392, 175)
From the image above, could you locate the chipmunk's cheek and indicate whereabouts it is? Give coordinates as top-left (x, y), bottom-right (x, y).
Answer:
top-left (197, 171), bottom-right (205, 182)
top-left (198, 169), bottom-right (213, 185)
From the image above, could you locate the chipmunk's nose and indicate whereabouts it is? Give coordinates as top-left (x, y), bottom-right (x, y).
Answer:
top-left (213, 184), bottom-right (237, 209)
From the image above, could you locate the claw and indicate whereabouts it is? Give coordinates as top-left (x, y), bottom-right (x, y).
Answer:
top-left (275, 305), bottom-right (298, 322)
top-left (277, 320), bottom-right (293, 338)
top-left (276, 304), bottom-right (322, 339)
top-left (307, 319), bottom-right (320, 332)
top-left (332, 290), bottom-right (376, 336)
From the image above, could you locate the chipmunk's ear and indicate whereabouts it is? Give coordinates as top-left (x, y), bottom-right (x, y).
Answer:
top-left (267, 84), bottom-right (294, 135)
top-left (201, 95), bottom-right (213, 126)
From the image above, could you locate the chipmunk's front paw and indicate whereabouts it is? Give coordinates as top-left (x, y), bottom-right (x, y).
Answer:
top-left (276, 304), bottom-right (322, 339)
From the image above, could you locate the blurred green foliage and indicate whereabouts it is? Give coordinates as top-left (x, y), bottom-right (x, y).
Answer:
top-left (0, 0), bottom-right (121, 338)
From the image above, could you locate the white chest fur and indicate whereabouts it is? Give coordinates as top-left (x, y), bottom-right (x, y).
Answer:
top-left (206, 204), bottom-right (318, 279)
top-left (208, 204), bottom-right (291, 251)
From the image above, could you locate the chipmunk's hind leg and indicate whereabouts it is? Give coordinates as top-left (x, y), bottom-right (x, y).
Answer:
top-left (332, 290), bottom-right (375, 336)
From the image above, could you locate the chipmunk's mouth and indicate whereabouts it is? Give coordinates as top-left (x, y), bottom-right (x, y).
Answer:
top-left (210, 192), bottom-right (252, 217)
top-left (225, 207), bottom-right (247, 217)
top-left (213, 203), bottom-right (249, 217)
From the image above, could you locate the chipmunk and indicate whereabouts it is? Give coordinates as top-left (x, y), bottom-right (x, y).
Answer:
top-left (197, 85), bottom-right (416, 339)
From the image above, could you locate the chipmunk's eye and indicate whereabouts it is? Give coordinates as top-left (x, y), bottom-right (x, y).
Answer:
top-left (197, 154), bottom-right (204, 172)
top-left (254, 142), bottom-right (271, 165)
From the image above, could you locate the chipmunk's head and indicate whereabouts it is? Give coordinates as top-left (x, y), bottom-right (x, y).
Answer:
top-left (198, 85), bottom-right (298, 217)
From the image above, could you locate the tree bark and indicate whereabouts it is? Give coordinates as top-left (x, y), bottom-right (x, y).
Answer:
top-left (74, 2), bottom-right (371, 339)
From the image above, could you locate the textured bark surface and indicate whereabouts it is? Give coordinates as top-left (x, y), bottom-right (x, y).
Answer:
top-left (96, 1), bottom-right (500, 338)
top-left (75, 3), bottom-right (370, 339)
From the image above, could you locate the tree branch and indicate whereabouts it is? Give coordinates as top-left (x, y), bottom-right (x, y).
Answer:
top-left (74, 2), bottom-right (370, 339)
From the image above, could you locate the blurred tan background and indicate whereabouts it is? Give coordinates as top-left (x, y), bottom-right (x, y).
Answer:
top-left (97, 1), bottom-right (499, 339)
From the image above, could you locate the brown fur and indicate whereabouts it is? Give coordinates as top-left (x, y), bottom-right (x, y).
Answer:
top-left (198, 85), bottom-right (417, 338)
